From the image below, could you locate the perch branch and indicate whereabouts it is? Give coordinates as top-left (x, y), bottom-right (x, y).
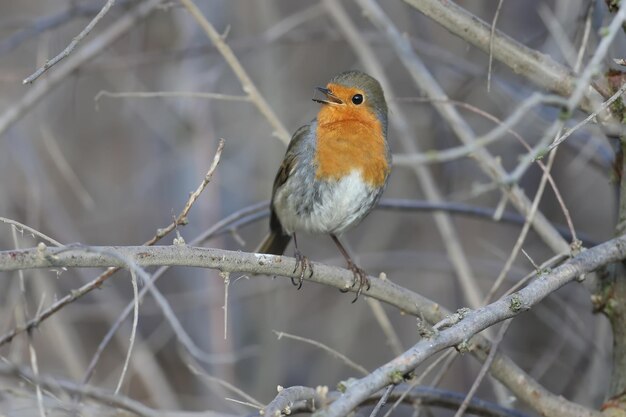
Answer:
top-left (0, 238), bottom-right (619, 417)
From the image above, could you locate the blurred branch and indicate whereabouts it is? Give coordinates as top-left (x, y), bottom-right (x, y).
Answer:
top-left (353, 0), bottom-right (569, 255)
top-left (545, 81), bottom-right (626, 153)
top-left (453, 320), bottom-right (512, 417)
top-left (401, 0), bottom-right (607, 111)
top-left (0, 139), bottom-right (224, 348)
top-left (0, 0), bottom-right (163, 138)
top-left (0, 359), bottom-right (530, 417)
top-left (178, 0), bottom-right (291, 145)
top-left (486, 0), bottom-right (504, 92)
top-left (186, 359), bottom-right (264, 409)
top-left (94, 90), bottom-right (252, 104)
top-left (393, 94), bottom-right (578, 243)
top-left (594, 51), bottom-right (626, 409)
top-left (524, 3), bottom-right (626, 160)
top-left (1, 234), bottom-right (620, 417)
top-left (0, 0), bottom-right (132, 55)
top-left (40, 126), bottom-right (96, 210)
top-left (23, 0), bottom-right (118, 84)
top-left (0, 361), bottom-right (239, 417)
top-left (0, 217), bottom-right (63, 247)
top-left (486, 141), bottom-right (560, 301)
top-left (161, 198), bottom-right (597, 248)
top-left (273, 330), bottom-right (369, 376)
top-left (148, 138), bottom-right (224, 243)
top-left (392, 93), bottom-right (567, 166)
top-left (323, 0), bottom-right (483, 312)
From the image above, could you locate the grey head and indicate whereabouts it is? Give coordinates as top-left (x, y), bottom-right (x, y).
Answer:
top-left (328, 70), bottom-right (388, 134)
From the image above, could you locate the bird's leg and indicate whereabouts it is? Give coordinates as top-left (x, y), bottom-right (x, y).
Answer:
top-left (292, 233), bottom-right (313, 289)
top-left (330, 234), bottom-right (370, 302)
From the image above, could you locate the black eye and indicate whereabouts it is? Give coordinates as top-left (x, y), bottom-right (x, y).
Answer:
top-left (351, 94), bottom-right (363, 105)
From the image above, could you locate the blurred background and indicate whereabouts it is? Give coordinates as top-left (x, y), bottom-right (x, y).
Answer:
top-left (0, 0), bottom-right (618, 415)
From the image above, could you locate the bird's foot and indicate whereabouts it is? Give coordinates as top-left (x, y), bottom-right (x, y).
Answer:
top-left (291, 249), bottom-right (313, 289)
top-left (339, 261), bottom-right (370, 303)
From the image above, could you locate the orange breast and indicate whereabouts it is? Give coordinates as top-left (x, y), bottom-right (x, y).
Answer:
top-left (314, 105), bottom-right (388, 187)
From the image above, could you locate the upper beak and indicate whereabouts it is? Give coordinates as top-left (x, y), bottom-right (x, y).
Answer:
top-left (312, 87), bottom-right (343, 105)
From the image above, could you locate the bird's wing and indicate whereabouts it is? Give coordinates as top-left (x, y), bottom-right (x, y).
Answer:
top-left (271, 124), bottom-right (311, 194)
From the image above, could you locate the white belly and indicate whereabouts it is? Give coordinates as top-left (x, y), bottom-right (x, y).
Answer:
top-left (274, 170), bottom-right (378, 235)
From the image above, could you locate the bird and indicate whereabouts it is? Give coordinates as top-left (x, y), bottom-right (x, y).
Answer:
top-left (257, 70), bottom-right (390, 301)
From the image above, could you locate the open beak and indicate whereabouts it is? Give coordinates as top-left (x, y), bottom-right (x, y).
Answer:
top-left (312, 87), bottom-right (343, 105)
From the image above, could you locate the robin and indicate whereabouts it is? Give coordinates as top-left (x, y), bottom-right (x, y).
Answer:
top-left (257, 70), bottom-right (390, 301)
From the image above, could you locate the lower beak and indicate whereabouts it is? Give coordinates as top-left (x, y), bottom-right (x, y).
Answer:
top-left (312, 87), bottom-right (343, 105)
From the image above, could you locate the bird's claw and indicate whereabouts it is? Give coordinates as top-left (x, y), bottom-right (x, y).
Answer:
top-left (339, 261), bottom-right (370, 303)
top-left (291, 250), bottom-right (313, 289)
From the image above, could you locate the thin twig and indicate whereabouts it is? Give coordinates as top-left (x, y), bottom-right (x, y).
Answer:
top-left (40, 127), bottom-right (96, 210)
top-left (12, 227), bottom-right (46, 417)
top-left (328, 0), bottom-right (483, 311)
top-left (487, 0), bottom-right (504, 92)
top-left (369, 385), bottom-right (394, 417)
top-left (394, 96), bottom-right (577, 242)
top-left (0, 0), bottom-right (163, 137)
top-left (178, 0), bottom-right (291, 144)
top-left (575, 4), bottom-right (594, 73)
top-left (0, 361), bottom-right (243, 417)
top-left (273, 330), bottom-right (369, 376)
top-left (221, 271), bottom-right (230, 340)
top-left (366, 297), bottom-right (404, 356)
top-left (82, 204), bottom-right (267, 385)
top-left (453, 320), bottom-right (512, 417)
top-left (0, 139), bottom-right (224, 348)
top-left (114, 267), bottom-right (139, 395)
top-left (355, 0), bottom-right (568, 255)
top-left (23, 0), bottom-right (118, 84)
top-left (0, 0), bottom-right (132, 55)
top-left (538, 5), bottom-right (579, 70)
top-left (94, 90), bottom-right (252, 104)
top-left (224, 398), bottom-right (263, 410)
top-left (392, 94), bottom-right (566, 166)
top-left (383, 350), bottom-right (455, 417)
top-left (401, 0), bottom-right (605, 111)
top-left (485, 148), bottom-right (559, 302)
top-left (187, 360), bottom-right (264, 408)
top-left (148, 138), bottom-right (224, 244)
top-left (545, 81), bottom-right (626, 153)
top-left (0, 217), bottom-right (63, 247)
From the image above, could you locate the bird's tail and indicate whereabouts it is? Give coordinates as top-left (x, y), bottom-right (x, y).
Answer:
top-left (256, 230), bottom-right (292, 255)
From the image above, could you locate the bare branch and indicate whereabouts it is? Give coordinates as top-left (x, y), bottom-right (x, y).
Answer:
top-left (354, 0), bottom-right (569, 254)
top-left (0, 140), bottom-right (224, 347)
top-left (324, 0), bottom-right (483, 311)
top-left (94, 90), bottom-right (252, 104)
top-left (487, 0), bottom-right (504, 92)
top-left (177, 0), bottom-right (291, 144)
top-left (273, 330), bottom-right (369, 376)
top-left (401, 0), bottom-right (606, 110)
top-left (23, 0), bottom-right (118, 84)
top-left (545, 81), bottom-right (626, 153)
top-left (1, 231), bottom-right (618, 417)
top-left (0, 0), bottom-right (163, 138)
